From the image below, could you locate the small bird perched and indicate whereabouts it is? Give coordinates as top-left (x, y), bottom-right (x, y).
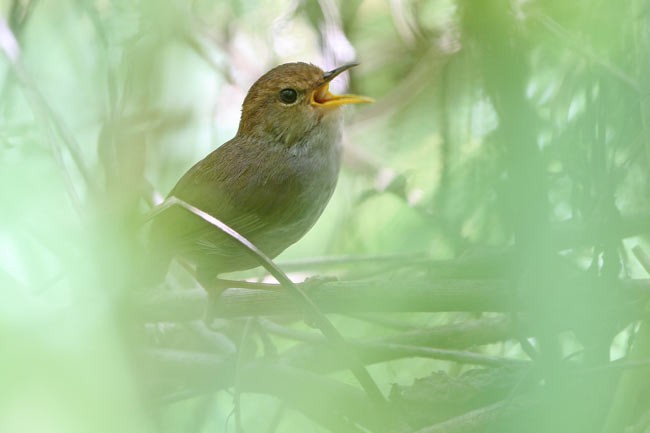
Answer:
top-left (148, 62), bottom-right (372, 290)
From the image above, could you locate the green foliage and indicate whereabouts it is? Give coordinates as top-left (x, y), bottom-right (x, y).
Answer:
top-left (1, 0), bottom-right (649, 432)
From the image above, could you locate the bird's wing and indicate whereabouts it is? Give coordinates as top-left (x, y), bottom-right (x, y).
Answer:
top-left (148, 139), bottom-right (286, 261)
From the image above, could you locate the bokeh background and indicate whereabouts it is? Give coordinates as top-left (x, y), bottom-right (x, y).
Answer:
top-left (1, 0), bottom-right (650, 432)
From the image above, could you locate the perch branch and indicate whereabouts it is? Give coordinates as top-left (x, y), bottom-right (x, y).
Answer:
top-left (138, 278), bottom-right (650, 321)
top-left (147, 197), bottom-right (388, 408)
top-left (137, 278), bottom-right (514, 321)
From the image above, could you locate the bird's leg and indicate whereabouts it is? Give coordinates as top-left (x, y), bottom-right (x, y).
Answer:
top-left (196, 268), bottom-right (231, 326)
top-left (198, 268), bottom-right (338, 326)
top-left (197, 272), bottom-right (285, 325)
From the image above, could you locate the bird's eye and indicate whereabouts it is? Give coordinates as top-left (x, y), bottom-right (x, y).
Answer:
top-left (279, 88), bottom-right (298, 104)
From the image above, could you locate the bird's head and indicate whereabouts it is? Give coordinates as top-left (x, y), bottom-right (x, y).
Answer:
top-left (237, 62), bottom-right (372, 145)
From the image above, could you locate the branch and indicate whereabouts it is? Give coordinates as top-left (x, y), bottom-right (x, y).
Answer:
top-left (348, 342), bottom-right (528, 369)
top-left (144, 349), bottom-right (385, 432)
top-left (411, 398), bottom-right (532, 433)
top-left (138, 277), bottom-right (650, 322)
top-left (137, 278), bottom-right (514, 322)
top-left (280, 316), bottom-right (521, 373)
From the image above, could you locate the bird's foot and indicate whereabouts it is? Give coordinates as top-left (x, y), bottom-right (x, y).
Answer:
top-left (201, 279), bottom-right (231, 327)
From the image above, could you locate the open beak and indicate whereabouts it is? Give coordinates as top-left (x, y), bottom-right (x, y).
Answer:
top-left (310, 63), bottom-right (374, 109)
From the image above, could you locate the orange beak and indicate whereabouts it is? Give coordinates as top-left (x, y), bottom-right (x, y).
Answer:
top-left (310, 63), bottom-right (374, 108)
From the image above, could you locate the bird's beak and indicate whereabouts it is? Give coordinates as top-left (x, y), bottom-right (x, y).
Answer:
top-left (310, 63), bottom-right (374, 108)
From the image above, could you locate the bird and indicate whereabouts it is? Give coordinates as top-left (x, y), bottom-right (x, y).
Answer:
top-left (147, 62), bottom-right (372, 292)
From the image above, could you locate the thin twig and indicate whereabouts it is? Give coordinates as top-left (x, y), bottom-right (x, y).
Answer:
top-left (254, 318), bottom-right (279, 357)
top-left (233, 318), bottom-right (254, 433)
top-left (357, 342), bottom-right (529, 368)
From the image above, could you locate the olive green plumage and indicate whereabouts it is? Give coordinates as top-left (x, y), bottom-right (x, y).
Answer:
top-left (148, 62), bottom-right (369, 286)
